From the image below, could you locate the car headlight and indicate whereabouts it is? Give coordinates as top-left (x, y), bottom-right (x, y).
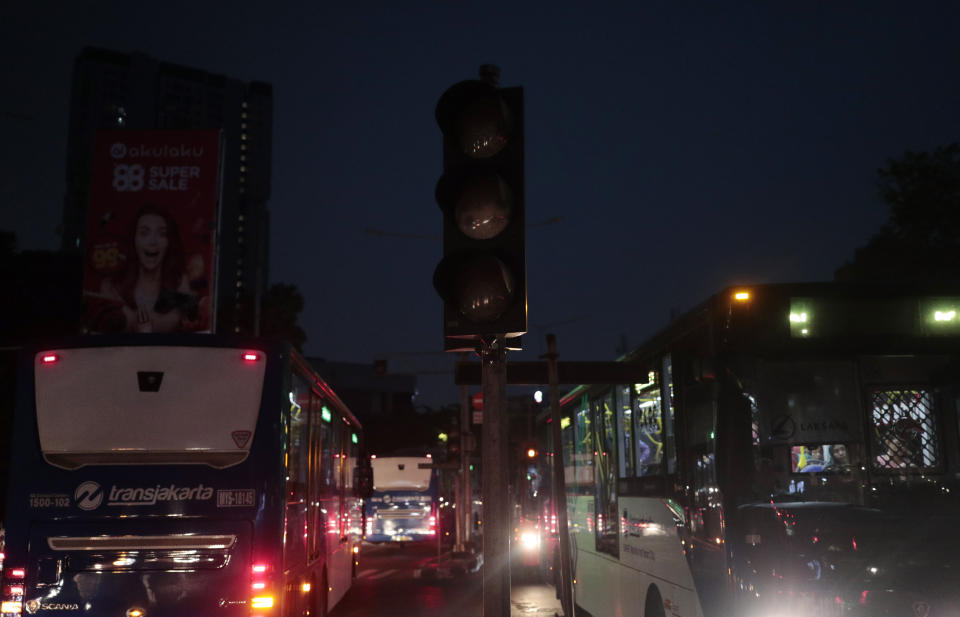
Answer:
top-left (520, 531), bottom-right (539, 550)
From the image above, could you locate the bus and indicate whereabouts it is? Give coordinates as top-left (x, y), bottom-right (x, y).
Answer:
top-left (1, 334), bottom-right (369, 617)
top-left (553, 282), bottom-right (960, 617)
top-left (364, 455), bottom-right (438, 543)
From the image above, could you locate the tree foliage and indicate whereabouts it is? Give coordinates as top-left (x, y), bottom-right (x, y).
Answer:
top-left (835, 143), bottom-right (960, 282)
top-left (259, 282), bottom-right (307, 351)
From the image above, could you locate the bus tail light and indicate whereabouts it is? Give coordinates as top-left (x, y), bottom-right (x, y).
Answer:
top-left (249, 562), bottom-right (276, 615)
top-left (1, 600), bottom-right (22, 615)
top-left (251, 563), bottom-right (271, 576)
top-left (1, 567), bottom-right (24, 616)
top-left (40, 354), bottom-right (59, 364)
top-left (242, 352), bottom-right (261, 363)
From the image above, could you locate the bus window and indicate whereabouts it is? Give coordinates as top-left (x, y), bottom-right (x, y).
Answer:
top-left (333, 418), bottom-right (343, 492)
top-left (616, 385), bottom-right (633, 477)
top-left (285, 372), bottom-right (311, 570)
top-left (572, 395), bottom-right (593, 493)
top-left (633, 373), bottom-right (663, 477)
top-left (321, 413), bottom-right (334, 490)
top-left (288, 373), bottom-right (310, 502)
top-left (308, 391), bottom-right (323, 560)
top-left (593, 391), bottom-right (618, 557)
top-left (870, 389), bottom-right (939, 470)
top-left (662, 355), bottom-right (677, 474)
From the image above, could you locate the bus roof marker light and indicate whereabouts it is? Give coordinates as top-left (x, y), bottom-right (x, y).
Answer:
top-left (242, 351), bottom-right (261, 362)
top-left (40, 353), bottom-right (59, 364)
top-left (321, 406), bottom-right (332, 423)
top-left (733, 290), bottom-right (751, 302)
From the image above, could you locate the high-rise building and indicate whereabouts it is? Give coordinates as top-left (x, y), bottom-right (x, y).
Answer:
top-left (62, 47), bottom-right (272, 334)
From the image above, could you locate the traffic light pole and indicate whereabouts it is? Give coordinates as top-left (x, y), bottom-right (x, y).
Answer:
top-left (458, 353), bottom-right (471, 551)
top-left (481, 335), bottom-right (510, 617)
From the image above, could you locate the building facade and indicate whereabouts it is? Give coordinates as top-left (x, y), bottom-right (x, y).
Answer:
top-left (62, 47), bottom-right (272, 334)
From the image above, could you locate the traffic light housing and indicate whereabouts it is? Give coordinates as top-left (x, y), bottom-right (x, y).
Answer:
top-left (433, 72), bottom-right (526, 349)
top-left (447, 430), bottom-right (461, 462)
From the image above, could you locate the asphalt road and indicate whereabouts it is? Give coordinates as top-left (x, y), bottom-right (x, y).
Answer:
top-left (332, 541), bottom-right (561, 617)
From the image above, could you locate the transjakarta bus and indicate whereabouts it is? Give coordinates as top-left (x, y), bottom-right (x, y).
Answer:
top-left (364, 456), bottom-right (438, 543)
top-left (556, 283), bottom-right (960, 617)
top-left (1, 334), bottom-right (367, 617)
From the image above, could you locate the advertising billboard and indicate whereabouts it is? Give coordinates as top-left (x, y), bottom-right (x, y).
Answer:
top-left (82, 130), bottom-right (222, 334)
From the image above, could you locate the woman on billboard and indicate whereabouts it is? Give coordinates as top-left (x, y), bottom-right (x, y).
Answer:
top-left (92, 203), bottom-right (204, 333)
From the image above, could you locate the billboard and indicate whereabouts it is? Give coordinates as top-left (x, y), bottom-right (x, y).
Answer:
top-left (82, 130), bottom-right (222, 334)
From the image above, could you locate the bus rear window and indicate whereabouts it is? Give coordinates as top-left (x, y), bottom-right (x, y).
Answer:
top-left (34, 346), bottom-right (266, 469)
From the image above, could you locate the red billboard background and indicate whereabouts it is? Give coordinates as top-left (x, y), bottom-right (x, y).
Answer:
top-left (82, 130), bottom-right (222, 334)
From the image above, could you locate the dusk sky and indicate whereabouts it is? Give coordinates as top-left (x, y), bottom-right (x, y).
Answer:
top-left (3, 2), bottom-right (960, 406)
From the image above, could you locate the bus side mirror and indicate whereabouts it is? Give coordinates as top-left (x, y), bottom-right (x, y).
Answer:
top-left (358, 462), bottom-right (373, 499)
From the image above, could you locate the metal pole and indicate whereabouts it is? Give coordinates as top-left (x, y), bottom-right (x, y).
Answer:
top-left (546, 334), bottom-right (575, 617)
top-left (458, 352), bottom-right (470, 551)
top-left (481, 335), bottom-right (510, 617)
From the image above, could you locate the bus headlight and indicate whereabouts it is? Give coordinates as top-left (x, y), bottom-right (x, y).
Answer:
top-left (520, 531), bottom-right (539, 551)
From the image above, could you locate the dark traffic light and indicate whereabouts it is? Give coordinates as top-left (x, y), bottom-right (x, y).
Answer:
top-left (433, 67), bottom-right (526, 349)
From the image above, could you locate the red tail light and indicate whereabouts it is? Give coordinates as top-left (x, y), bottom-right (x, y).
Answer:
top-left (40, 354), bottom-right (59, 364)
top-left (2, 567), bottom-right (25, 616)
top-left (251, 563), bottom-right (269, 575)
top-left (242, 352), bottom-right (261, 362)
top-left (249, 561), bottom-right (276, 615)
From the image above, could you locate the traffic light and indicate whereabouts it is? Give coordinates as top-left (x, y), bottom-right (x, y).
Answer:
top-left (433, 67), bottom-right (526, 349)
top-left (447, 430), bottom-right (461, 462)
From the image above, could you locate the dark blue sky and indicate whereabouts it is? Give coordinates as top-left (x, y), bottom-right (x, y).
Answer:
top-left (3, 2), bottom-right (960, 406)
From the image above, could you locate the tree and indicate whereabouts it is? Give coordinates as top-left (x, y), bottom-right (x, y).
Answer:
top-left (259, 282), bottom-right (307, 351)
top-left (835, 144), bottom-right (960, 282)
